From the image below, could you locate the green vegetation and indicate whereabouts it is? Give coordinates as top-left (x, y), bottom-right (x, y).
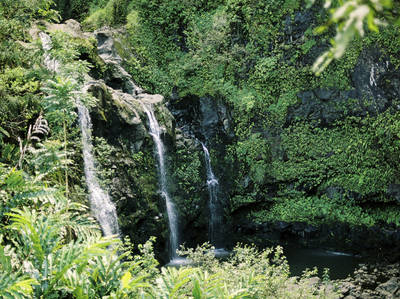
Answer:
top-left (5, 0), bottom-right (398, 231)
top-left (2, 0), bottom-right (400, 297)
top-left (310, 0), bottom-right (399, 74)
top-left (97, 0), bottom-right (399, 228)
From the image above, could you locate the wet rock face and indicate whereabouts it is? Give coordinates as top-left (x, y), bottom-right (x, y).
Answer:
top-left (199, 96), bottom-right (233, 142)
top-left (93, 29), bottom-right (143, 95)
top-left (287, 48), bottom-right (398, 127)
top-left (168, 95), bottom-right (233, 143)
top-left (351, 48), bottom-right (390, 103)
top-left (167, 95), bottom-right (201, 140)
top-left (87, 82), bottom-right (147, 151)
top-left (168, 95), bottom-right (234, 248)
top-left (200, 97), bottom-right (220, 141)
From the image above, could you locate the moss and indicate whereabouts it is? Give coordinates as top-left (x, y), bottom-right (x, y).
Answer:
top-left (92, 135), bottom-right (165, 247)
top-left (74, 35), bottom-right (107, 77)
top-left (153, 104), bottom-right (175, 138)
top-left (113, 35), bottom-right (133, 62)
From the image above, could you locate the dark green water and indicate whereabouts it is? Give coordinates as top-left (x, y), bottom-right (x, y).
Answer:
top-left (284, 246), bottom-right (361, 279)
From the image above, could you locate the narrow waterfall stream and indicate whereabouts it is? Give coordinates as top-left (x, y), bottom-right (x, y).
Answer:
top-left (39, 32), bottom-right (119, 236)
top-left (201, 143), bottom-right (224, 248)
top-left (38, 32), bottom-right (61, 73)
top-left (141, 103), bottom-right (181, 262)
top-left (77, 102), bottom-right (120, 236)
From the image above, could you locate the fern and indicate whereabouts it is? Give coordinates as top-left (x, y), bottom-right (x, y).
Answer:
top-left (27, 140), bottom-right (72, 184)
top-left (5, 204), bottom-right (120, 298)
top-left (0, 273), bottom-right (37, 299)
top-left (17, 115), bottom-right (50, 169)
top-left (0, 243), bottom-right (37, 299)
top-left (30, 115), bottom-right (50, 140)
top-left (152, 267), bottom-right (196, 299)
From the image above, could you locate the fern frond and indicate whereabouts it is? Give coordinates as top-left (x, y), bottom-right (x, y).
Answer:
top-left (31, 116), bottom-right (50, 137)
top-left (0, 273), bottom-right (37, 299)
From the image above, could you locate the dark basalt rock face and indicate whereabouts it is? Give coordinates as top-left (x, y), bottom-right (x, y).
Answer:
top-left (167, 94), bottom-right (201, 140)
top-left (168, 95), bottom-right (233, 143)
top-left (168, 94), bottom-right (234, 248)
top-left (199, 96), bottom-right (234, 143)
top-left (86, 82), bottom-right (173, 261)
top-left (287, 48), bottom-right (398, 127)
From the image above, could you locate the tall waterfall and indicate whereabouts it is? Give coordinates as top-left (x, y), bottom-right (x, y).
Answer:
top-left (201, 143), bottom-right (224, 248)
top-left (77, 102), bottom-right (120, 236)
top-left (39, 32), bottom-right (119, 236)
top-left (141, 103), bottom-right (179, 260)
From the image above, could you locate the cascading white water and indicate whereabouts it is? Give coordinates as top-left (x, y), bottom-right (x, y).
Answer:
top-left (39, 32), bottom-right (119, 236)
top-left (201, 143), bottom-right (223, 247)
top-left (141, 103), bottom-right (179, 259)
top-left (77, 102), bottom-right (120, 236)
top-left (39, 32), bottom-right (61, 73)
top-left (369, 65), bottom-right (377, 87)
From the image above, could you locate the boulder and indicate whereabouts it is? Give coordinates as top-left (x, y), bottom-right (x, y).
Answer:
top-left (94, 29), bottom-right (143, 95)
top-left (30, 19), bottom-right (90, 40)
top-left (47, 19), bottom-right (89, 39)
top-left (376, 277), bottom-right (400, 298)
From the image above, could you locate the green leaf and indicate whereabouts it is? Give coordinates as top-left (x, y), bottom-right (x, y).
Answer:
top-left (367, 10), bottom-right (379, 32)
top-left (0, 126), bottom-right (10, 138)
top-left (121, 271), bottom-right (132, 289)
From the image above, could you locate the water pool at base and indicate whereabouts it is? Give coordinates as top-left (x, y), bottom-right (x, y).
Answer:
top-left (284, 246), bottom-right (361, 279)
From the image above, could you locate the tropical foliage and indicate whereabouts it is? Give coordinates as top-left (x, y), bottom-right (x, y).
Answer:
top-left (118, 0), bottom-right (400, 227)
top-left (1, 0), bottom-right (399, 297)
top-left (311, 0), bottom-right (399, 74)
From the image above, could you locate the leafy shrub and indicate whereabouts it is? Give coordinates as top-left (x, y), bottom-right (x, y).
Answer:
top-left (83, 0), bottom-right (129, 30)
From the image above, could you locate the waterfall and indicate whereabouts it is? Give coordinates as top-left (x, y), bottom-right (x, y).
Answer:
top-left (39, 32), bottom-right (61, 73)
top-left (39, 32), bottom-right (119, 236)
top-left (201, 142), bottom-right (224, 248)
top-left (141, 103), bottom-right (179, 260)
top-left (77, 102), bottom-right (120, 236)
top-left (369, 65), bottom-right (377, 87)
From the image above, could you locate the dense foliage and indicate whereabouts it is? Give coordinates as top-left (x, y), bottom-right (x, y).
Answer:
top-left (78, 0), bottom-right (400, 229)
top-left (0, 1), bottom-right (346, 297)
top-left (2, 0), bottom-right (400, 296)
